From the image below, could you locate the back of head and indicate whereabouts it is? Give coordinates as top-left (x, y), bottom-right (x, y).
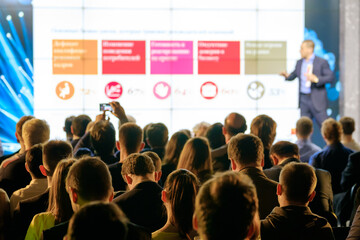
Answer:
top-left (177, 137), bottom-right (212, 175)
top-left (143, 152), bottom-right (161, 172)
top-left (279, 162), bottom-right (317, 204)
top-left (228, 134), bottom-right (264, 167)
top-left (43, 140), bottom-right (73, 176)
top-left (48, 158), bottom-right (76, 224)
top-left (321, 118), bottom-right (342, 144)
top-left (22, 118), bottom-right (50, 149)
top-left (163, 131), bottom-right (190, 166)
top-left (296, 117), bottom-right (313, 138)
top-left (205, 123), bottom-right (226, 149)
top-left (193, 122), bottom-right (210, 137)
top-left (195, 171), bottom-right (258, 240)
top-left (340, 116), bottom-right (355, 135)
top-left (224, 113), bottom-right (247, 137)
top-left (25, 144), bottom-right (45, 179)
top-left (66, 157), bottom-right (113, 202)
top-left (250, 115), bottom-right (277, 150)
top-left (270, 141), bottom-right (299, 160)
top-left (64, 116), bottom-right (75, 135)
top-left (72, 115), bottom-right (91, 137)
top-left (146, 123), bottom-right (169, 148)
top-left (67, 202), bottom-right (128, 240)
top-left (119, 122), bottom-right (143, 154)
top-left (121, 153), bottom-right (155, 177)
top-left (164, 169), bottom-right (200, 239)
top-left (90, 120), bottom-right (116, 156)
top-left (16, 115), bottom-right (35, 142)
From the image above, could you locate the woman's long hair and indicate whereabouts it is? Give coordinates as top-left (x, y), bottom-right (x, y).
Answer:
top-left (163, 131), bottom-right (190, 166)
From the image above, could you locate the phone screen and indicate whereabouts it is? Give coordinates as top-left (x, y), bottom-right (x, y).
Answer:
top-left (99, 103), bottom-right (112, 111)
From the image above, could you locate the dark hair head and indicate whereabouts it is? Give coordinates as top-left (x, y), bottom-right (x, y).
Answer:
top-left (43, 140), bottom-right (73, 176)
top-left (228, 134), bottom-right (264, 167)
top-left (48, 158), bottom-right (76, 224)
top-left (321, 118), bottom-right (342, 144)
top-left (72, 115), bottom-right (91, 137)
top-left (16, 115), bottom-right (34, 141)
top-left (296, 117), bottom-right (313, 137)
top-left (67, 202), bottom-right (128, 240)
top-left (195, 171), bottom-right (258, 240)
top-left (163, 131), bottom-right (190, 166)
top-left (90, 120), bottom-right (116, 156)
top-left (146, 123), bottom-right (169, 148)
top-left (25, 144), bottom-right (45, 179)
top-left (206, 123), bottom-right (226, 149)
top-left (121, 153), bottom-right (155, 176)
top-left (224, 113), bottom-right (247, 136)
top-left (143, 123), bottom-right (153, 149)
top-left (250, 114), bottom-right (277, 149)
top-left (64, 116), bottom-right (75, 134)
top-left (119, 123), bottom-right (143, 155)
top-left (279, 162), bottom-right (317, 204)
top-left (340, 116), bottom-right (355, 135)
top-left (164, 169), bottom-right (200, 240)
top-left (66, 157), bottom-right (113, 202)
top-left (270, 141), bottom-right (299, 159)
top-left (177, 137), bottom-right (212, 177)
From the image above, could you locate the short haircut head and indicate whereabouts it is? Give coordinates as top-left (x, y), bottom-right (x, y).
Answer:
top-left (224, 112), bottom-right (247, 137)
top-left (340, 116), bottom-right (355, 135)
top-left (177, 137), bottom-right (212, 176)
top-left (121, 153), bottom-right (155, 177)
top-left (205, 122), bottom-right (226, 149)
top-left (90, 120), bottom-right (116, 156)
top-left (228, 134), bottom-right (264, 166)
top-left (143, 151), bottom-right (161, 172)
top-left (279, 162), bottom-right (317, 204)
top-left (22, 119), bottom-right (50, 149)
top-left (43, 140), bottom-right (73, 176)
top-left (66, 157), bottom-right (113, 202)
top-left (250, 114), bottom-right (277, 149)
top-left (25, 144), bottom-right (45, 179)
top-left (195, 171), bottom-right (258, 240)
top-left (146, 123), bottom-right (169, 148)
top-left (67, 202), bottom-right (128, 240)
top-left (16, 115), bottom-right (35, 141)
top-left (72, 114), bottom-right (91, 137)
top-left (118, 123), bottom-right (143, 154)
top-left (163, 131), bottom-right (190, 166)
top-left (64, 116), bottom-right (75, 134)
top-left (270, 141), bottom-right (299, 159)
top-left (296, 117), bottom-right (313, 138)
top-left (321, 118), bottom-right (342, 143)
top-left (303, 39), bottom-right (315, 49)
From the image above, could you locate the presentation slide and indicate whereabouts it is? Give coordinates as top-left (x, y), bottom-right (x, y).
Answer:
top-left (1, 0), bottom-right (305, 153)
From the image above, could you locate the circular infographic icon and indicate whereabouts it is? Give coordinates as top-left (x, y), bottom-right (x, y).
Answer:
top-left (153, 81), bottom-right (171, 100)
top-left (247, 81), bottom-right (265, 100)
top-left (105, 81), bottom-right (123, 99)
top-left (200, 81), bottom-right (218, 100)
top-left (56, 81), bottom-right (74, 100)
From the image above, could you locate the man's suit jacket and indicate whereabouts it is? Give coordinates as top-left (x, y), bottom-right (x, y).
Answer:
top-left (211, 144), bottom-right (230, 173)
top-left (113, 181), bottom-right (167, 232)
top-left (286, 56), bottom-right (334, 112)
top-left (341, 151), bottom-right (360, 192)
top-left (239, 167), bottom-right (279, 219)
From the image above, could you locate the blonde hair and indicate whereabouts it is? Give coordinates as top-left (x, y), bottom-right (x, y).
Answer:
top-left (22, 119), bottom-right (50, 149)
top-left (321, 118), bottom-right (342, 144)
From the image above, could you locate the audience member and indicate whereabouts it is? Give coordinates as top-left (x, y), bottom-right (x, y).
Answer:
top-left (113, 153), bottom-right (166, 232)
top-left (347, 205), bottom-right (360, 239)
top-left (161, 131), bottom-right (189, 185)
top-left (142, 123), bottom-right (153, 149)
top-left (211, 112), bottom-right (247, 172)
top-left (250, 114), bottom-right (277, 169)
top-left (0, 118), bottom-right (49, 197)
top-left (143, 152), bottom-right (162, 183)
top-left (205, 122), bottom-right (225, 150)
top-left (63, 116), bottom-right (75, 142)
top-left (66, 202), bottom-right (128, 240)
top-left (264, 141), bottom-right (335, 225)
top-left (295, 116), bottom-right (322, 163)
top-left (13, 140), bottom-right (72, 240)
top-left (70, 115), bottom-right (91, 149)
top-left (261, 162), bottom-right (334, 240)
top-left (228, 133), bottom-right (278, 219)
top-left (340, 116), bottom-right (360, 152)
top-left (25, 158), bottom-right (75, 239)
top-left (142, 123), bottom-right (168, 160)
top-left (153, 169), bottom-right (199, 240)
top-left (177, 137), bottom-right (213, 184)
top-left (193, 171), bottom-right (260, 240)
top-left (108, 122), bottom-right (144, 192)
top-left (0, 188), bottom-right (10, 240)
top-left (341, 152), bottom-right (360, 191)
top-left (193, 121), bottom-right (210, 137)
top-left (10, 144), bottom-right (47, 214)
top-left (310, 118), bottom-right (353, 194)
